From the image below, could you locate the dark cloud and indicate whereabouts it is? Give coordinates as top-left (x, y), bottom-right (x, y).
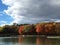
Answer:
top-left (18, 0), bottom-right (60, 19)
top-left (2, 0), bottom-right (60, 24)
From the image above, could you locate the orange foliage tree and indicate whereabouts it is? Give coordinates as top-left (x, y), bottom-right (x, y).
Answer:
top-left (55, 23), bottom-right (60, 35)
top-left (45, 23), bottom-right (56, 35)
top-left (18, 26), bottom-right (25, 34)
top-left (35, 24), bottom-right (44, 34)
top-left (18, 22), bottom-right (60, 35)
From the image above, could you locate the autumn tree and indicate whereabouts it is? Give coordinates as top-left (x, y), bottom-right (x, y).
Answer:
top-left (18, 25), bottom-right (25, 35)
top-left (45, 23), bottom-right (56, 35)
top-left (55, 23), bottom-right (60, 35)
top-left (23, 25), bottom-right (36, 35)
top-left (35, 24), bottom-right (45, 35)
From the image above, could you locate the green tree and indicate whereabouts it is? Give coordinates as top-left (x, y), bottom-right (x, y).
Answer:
top-left (23, 25), bottom-right (36, 35)
top-left (2, 25), bottom-right (19, 34)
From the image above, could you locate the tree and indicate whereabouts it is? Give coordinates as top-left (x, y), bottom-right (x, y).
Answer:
top-left (55, 23), bottom-right (60, 35)
top-left (45, 23), bottom-right (56, 35)
top-left (35, 24), bottom-right (43, 35)
top-left (18, 24), bottom-right (36, 35)
top-left (23, 25), bottom-right (36, 34)
top-left (18, 26), bottom-right (25, 34)
top-left (2, 25), bottom-right (19, 34)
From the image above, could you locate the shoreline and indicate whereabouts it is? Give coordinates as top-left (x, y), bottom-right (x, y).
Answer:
top-left (0, 34), bottom-right (60, 37)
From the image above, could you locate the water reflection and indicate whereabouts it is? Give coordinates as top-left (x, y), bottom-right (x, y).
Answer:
top-left (18, 36), bottom-right (60, 45)
top-left (45, 38), bottom-right (60, 45)
top-left (18, 36), bottom-right (36, 45)
top-left (36, 37), bottom-right (45, 45)
top-left (18, 36), bottom-right (23, 45)
top-left (0, 37), bottom-right (18, 45)
top-left (0, 36), bottom-right (60, 45)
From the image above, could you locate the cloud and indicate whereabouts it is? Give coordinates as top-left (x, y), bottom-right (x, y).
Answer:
top-left (0, 21), bottom-right (8, 26)
top-left (0, 12), bottom-right (5, 16)
top-left (0, 21), bottom-right (7, 23)
top-left (55, 20), bottom-right (60, 22)
top-left (1, 0), bottom-right (60, 24)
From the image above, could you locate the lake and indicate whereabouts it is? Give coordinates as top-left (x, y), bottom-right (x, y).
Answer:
top-left (0, 35), bottom-right (60, 45)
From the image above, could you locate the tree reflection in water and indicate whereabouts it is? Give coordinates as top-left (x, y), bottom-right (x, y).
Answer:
top-left (45, 38), bottom-right (60, 45)
top-left (18, 36), bottom-right (24, 45)
top-left (18, 35), bottom-right (60, 45)
top-left (18, 36), bottom-right (45, 45)
top-left (1, 36), bottom-right (60, 45)
top-left (36, 37), bottom-right (45, 45)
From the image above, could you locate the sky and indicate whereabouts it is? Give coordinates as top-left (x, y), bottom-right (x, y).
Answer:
top-left (0, 0), bottom-right (60, 26)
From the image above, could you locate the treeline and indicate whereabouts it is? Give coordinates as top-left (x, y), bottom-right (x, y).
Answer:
top-left (18, 22), bottom-right (60, 35)
top-left (0, 23), bottom-right (19, 36)
top-left (0, 22), bottom-right (60, 36)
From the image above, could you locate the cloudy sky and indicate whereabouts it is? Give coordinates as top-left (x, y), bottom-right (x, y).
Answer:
top-left (0, 0), bottom-right (60, 26)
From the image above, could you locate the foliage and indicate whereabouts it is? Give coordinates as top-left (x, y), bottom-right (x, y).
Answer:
top-left (18, 25), bottom-right (36, 35)
top-left (0, 22), bottom-right (60, 35)
top-left (0, 25), bottom-right (19, 35)
top-left (55, 23), bottom-right (60, 35)
top-left (35, 24), bottom-right (45, 35)
top-left (18, 25), bottom-right (25, 34)
top-left (44, 23), bottom-right (56, 35)
top-left (23, 25), bottom-right (36, 34)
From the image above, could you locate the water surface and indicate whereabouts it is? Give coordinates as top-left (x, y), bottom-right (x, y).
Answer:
top-left (0, 36), bottom-right (60, 45)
